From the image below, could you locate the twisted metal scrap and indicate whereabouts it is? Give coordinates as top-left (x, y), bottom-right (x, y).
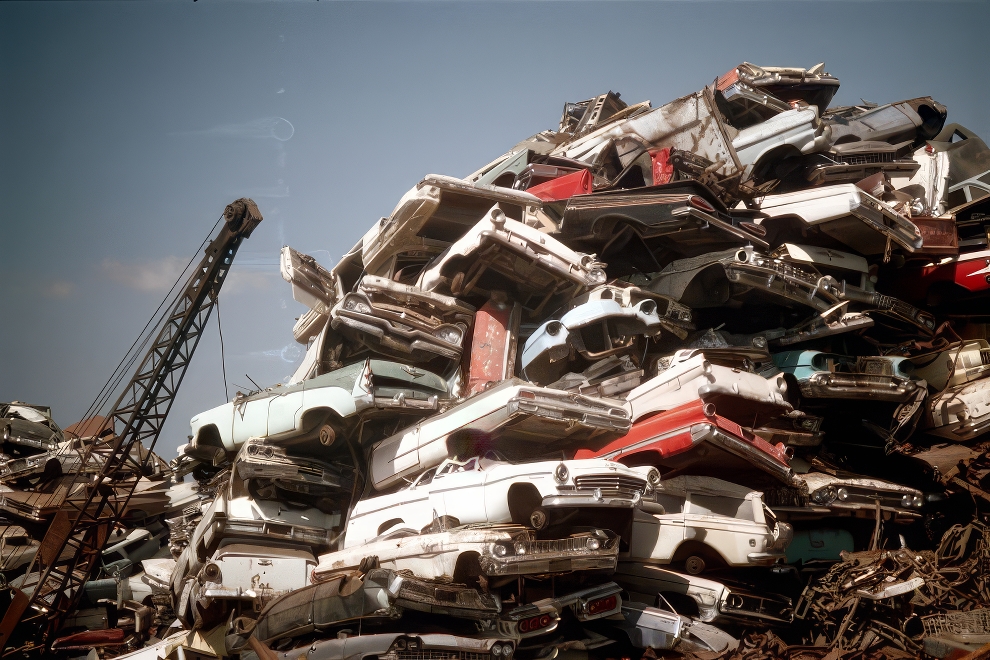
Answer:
top-left (794, 523), bottom-right (990, 651)
top-left (675, 630), bottom-right (916, 660)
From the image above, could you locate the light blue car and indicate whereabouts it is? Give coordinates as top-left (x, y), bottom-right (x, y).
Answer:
top-left (771, 350), bottom-right (920, 402)
top-left (522, 285), bottom-right (691, 385)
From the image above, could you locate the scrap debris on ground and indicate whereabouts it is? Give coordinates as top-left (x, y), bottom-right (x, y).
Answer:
top-left (3, 61), bottom-right (990, 659)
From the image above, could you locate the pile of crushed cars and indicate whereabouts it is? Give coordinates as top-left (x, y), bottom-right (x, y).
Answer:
top-left (7, 61), bottom-right (990, 659)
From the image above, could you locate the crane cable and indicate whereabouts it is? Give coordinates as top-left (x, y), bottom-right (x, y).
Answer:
top-left (32, 217), bottom-right (224, 515)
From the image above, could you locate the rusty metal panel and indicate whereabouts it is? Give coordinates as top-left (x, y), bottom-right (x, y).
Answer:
top-left (466, 298), bottom-right (521, 396)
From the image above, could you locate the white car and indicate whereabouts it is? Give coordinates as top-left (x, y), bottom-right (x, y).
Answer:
top-left (625, 350), bottom-right (792, 423)
top-left (315, 524), bottom-right (618, 584)
top-left (189, 358), bottom-right (449, 454)
top-left (345, 452), bottom-right (653, 547)
top-left (926, 375), bottom-right (990, 441)
top-left (629, 475), bottom-right (792, 574)
top-left (369, 377), bottom-right (630, 491)
top-left (613, 560), bottom-right (793, 625)
top-left (755, 183), bottom-right (923, 255)
top-left (521, 284), bottom-right (691, 385)
top-left (547, 88), bottom-right (827, 186)
top-left (418, 206), bottom-right (607, 315)
top-left (186, 541), bottom-right (316, 622)
top-left (280, 246), bottom-right (340, 344)
top-left (767, 471), bottom-right (924, 524)
top-left (911, 340), bottom-right (990, 391)
top-left (360, 173), bottom-right (544, 278)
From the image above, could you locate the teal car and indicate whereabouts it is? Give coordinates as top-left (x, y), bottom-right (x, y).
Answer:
top-left (771, 351), bottom-right (920, 402)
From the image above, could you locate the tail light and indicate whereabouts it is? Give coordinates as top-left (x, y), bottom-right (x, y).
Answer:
top-left (518, 614), bottom-right (554, 633)
top-left (587, 595), bottom-right (618, 615)
top-left (688, 195), bottom-right (715, 213)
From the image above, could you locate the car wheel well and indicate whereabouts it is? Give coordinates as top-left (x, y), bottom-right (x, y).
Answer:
top-left (376, 518), bottom-right (405, 537)
top-left (194, 424), bottom-right (224, 450)
top-left (672, 541), bottom-right (726, 567)
top-left (452, 551), bottom-right (483, 589)
top-left (658, 591), bottom-right (700, 618)
top-left (507, 484), bottom-right (544, 526)
top-left (300, 408), bottom-right (343, 433)
top-left (780, 372), bottom-right (802, 409)
top-left (751, 145), bottom-right (804, 184)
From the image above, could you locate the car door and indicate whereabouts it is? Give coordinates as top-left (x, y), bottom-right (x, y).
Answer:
top-left (267, 383), bottom-right (305, 437)
top-left (629, 493), bottom-right (685, 562)
top-left (231, 393), bottom-right (272, 445)
top-left (683, 493), bottom-right (755, 565)
top-left (435, 459), bottom-right (487, 525)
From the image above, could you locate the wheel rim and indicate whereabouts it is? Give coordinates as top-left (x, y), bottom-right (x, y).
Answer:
top-left (685, 556), bottom-right (706, 575)
top-left (529, 509), bottom-right (548, 530)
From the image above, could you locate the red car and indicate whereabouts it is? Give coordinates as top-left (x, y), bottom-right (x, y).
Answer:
top-left (576, 399), bottom-right (795, 485)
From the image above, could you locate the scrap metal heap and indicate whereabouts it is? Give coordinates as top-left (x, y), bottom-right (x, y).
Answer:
top-left (4, 62), bottom-right (990, 659)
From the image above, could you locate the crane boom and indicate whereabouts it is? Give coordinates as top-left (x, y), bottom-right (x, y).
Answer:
top-left (0, 199), bottom-right (262, 653)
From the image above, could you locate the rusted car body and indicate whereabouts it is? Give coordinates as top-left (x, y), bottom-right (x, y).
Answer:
top-left (419, 207), bottom-right (607, 317)
top-left (614, 560), bottom-right (794, 625)
top-left (361, 174), bottom-right (545, 279)
top-left (331, 275), bottom-right (475, 371)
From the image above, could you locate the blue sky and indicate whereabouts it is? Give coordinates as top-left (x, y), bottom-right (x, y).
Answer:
top-left (1, 0), bottom-right (988, 459)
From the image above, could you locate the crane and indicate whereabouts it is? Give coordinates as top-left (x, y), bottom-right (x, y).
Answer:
top-left (0, 199), bottom-right (262, 654)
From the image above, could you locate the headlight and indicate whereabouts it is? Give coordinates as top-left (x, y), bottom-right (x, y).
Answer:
top-left (545, 320), bottom-right (563, 337)
top-left (811, 486), bottom-right (836, 505)
top-left (647, 469), bottom-right (661, 491)
top-left (639, 300), bottom-right (657, 316)
top-left (201, 563), bottom-right (221, 583)
top-left (492, 644), bottom-right (504, 656)
top-left (589, 268), bottom-right (607, 285)
top-left (913, 495), bottom-right (924, 508)
top-left (514, 542), bottom-right (527, 555)
top-left (586, 537), bottom-right (600, 551)
top-left (493, 543), bottom-right (510, 557)
top-left (554, 463), bottom-right (569, 483)
top-left (901, 494), bottom-right (914, 508)
top-left (836, 487), bottom-right (849, 501)
top-left (433, 326), bottom-right (462, 344)
top-left (344, 298), bottom-right (371, 314)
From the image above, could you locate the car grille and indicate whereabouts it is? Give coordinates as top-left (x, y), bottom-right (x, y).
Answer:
top-left (574, 475), bottom-right (646, 495)
top-left (519, 535), bottom-right (610, 555)
top-left (388, 651), bottom-right (491, 660)
top-left (857, 359), bottom-right (893, 376)
top-left (837, 152), bottom-right (895, 166)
